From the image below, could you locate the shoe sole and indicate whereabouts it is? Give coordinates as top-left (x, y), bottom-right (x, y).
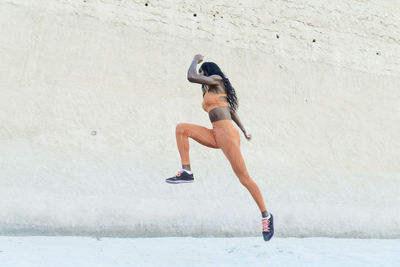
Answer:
top-left (263, 235), bottom-right (273, 241)
top-left (165, 179), bottom-right (194, 184)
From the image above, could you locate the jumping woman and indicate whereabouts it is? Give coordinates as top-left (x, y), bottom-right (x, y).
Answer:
top-left (166, 54), bottom-right (274, 241)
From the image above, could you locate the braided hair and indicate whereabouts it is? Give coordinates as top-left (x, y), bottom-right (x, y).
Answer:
top-left (199, 62), bottom-right (239, 112)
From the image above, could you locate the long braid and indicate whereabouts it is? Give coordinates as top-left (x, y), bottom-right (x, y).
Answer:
top-left (221, 76), bottom-right (238, 112)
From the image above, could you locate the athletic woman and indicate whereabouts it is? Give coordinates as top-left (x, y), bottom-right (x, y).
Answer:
top-left (166, 54), bottom-right (274, 241)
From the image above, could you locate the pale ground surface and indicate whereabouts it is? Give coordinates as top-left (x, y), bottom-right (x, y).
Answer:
top-left (1, 236), bottom-right (400, 267)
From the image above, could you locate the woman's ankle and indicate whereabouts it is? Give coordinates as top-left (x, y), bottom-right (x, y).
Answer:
top-left (182, 164), bottom-right (191, 172)
top-left (261, 210), bottom-right (270, 218)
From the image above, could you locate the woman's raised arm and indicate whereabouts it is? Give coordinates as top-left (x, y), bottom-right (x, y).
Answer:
top-left (187, 54), bottom-right (220, 86)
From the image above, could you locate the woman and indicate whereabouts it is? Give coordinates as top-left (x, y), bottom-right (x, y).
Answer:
top-left (166, 54), bottom-right (274, 241)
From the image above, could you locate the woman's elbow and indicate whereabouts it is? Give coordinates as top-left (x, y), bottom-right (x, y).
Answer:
top-left (187, 76), bottom-right (196, 82)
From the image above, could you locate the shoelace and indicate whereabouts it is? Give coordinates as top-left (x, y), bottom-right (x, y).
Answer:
top-left (261, 219), bottom-right (270, 232)
top-left (175, 170), bottom-right (182, 177)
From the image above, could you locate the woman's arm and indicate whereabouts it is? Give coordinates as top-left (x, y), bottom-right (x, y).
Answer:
top-left (231, 109), bottom-right (252, 140)
top-left (187, 54), bottom-right (221, 85)
top-left (230, 109), bottom-right (245, 133)
top-left (187, 59), bottom-right (199, 79)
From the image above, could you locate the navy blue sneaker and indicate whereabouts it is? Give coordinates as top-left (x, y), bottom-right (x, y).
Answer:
top-left (166, 169), bottom-right (194, 184)
top-left (261, 214), bottom-right (274, 241)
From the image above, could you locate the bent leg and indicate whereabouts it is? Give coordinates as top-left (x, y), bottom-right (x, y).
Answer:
top-left (175, 122), bottom-right (218, 165)
top-left (219, 138), bottom-right (267, 212)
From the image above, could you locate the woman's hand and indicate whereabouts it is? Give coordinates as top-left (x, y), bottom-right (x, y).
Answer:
top-left (244, 130), bottom-right (252, 141)
top-left (193, 54), bottom-right (204, 64)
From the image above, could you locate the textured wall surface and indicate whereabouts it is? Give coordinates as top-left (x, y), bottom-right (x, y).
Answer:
top-left (0, 0), bottom-right (399, 238)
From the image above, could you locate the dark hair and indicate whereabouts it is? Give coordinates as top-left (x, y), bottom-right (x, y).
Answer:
top-left (199, 62), bottom-right (239, 112)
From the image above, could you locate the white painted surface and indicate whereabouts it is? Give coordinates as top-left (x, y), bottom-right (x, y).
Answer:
top-left (0, 0), bottom-right (399, 237)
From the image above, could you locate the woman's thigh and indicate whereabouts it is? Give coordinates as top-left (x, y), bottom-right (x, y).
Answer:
top-left (215, 128), bottom-right (248, 177)
top-left (176, 122), bottom-right (219, 149)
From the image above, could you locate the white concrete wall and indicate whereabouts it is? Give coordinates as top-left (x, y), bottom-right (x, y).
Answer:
top-left (0, 0), bottom-right (399, 238)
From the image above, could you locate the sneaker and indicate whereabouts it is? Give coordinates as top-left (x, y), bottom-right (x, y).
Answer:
top-left (261, 214), bottom-right (274, 241)
top-left (166, 169), bottom-right (194, 184)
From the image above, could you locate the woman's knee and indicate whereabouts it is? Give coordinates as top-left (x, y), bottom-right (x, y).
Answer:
top-left (233, 167), bottom-right (251, 184)
top-left (176, 123), bottom-right (189, 135)
top-left (238, 175), bottom-right (253, 186)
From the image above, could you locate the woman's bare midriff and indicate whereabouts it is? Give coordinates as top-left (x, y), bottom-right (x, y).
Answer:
top-left (203, 84), bottom-right (231, 122)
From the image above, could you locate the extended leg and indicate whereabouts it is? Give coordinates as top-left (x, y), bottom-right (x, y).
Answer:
top-left (220, 141), bottom-right (267, 213)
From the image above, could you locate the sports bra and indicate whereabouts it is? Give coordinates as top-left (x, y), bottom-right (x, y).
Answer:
top-left (202, 89), bottom-right (229, 112)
